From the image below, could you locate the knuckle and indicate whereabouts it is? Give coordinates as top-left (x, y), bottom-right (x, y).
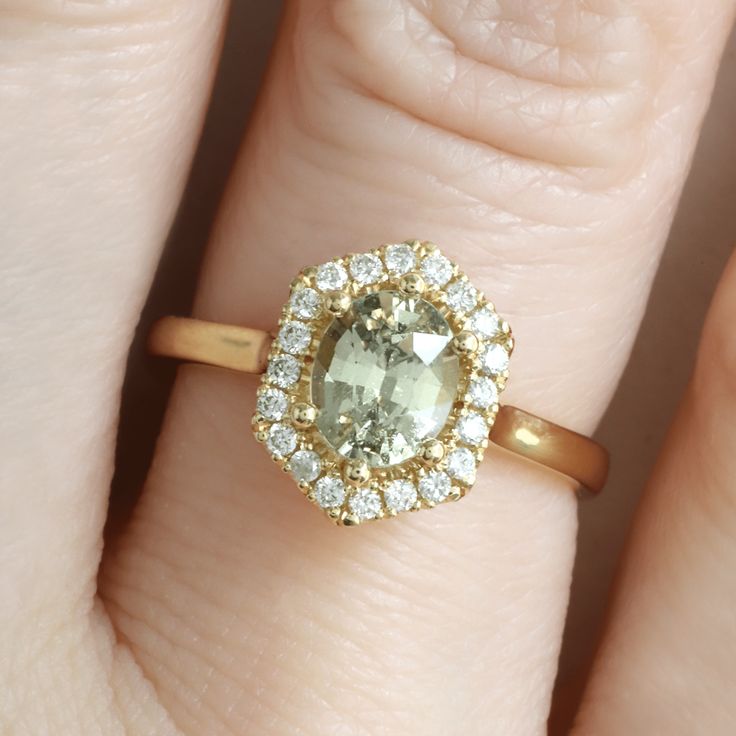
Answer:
top-left (323, 0), bottom-right (655, 167)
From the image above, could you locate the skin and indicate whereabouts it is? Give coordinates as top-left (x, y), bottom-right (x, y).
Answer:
top-left (1, 1), bottom-right (736, 734)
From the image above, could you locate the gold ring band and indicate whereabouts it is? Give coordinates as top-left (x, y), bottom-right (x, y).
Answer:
top-left (149, 316), bottom-right (609, 494)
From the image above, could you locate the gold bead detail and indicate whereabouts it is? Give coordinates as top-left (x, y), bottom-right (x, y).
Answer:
top-left (399, 273), bottom-right (426, 296)
top-left (419, 439), bottom-right (445, 467)
top-left (452, 331), bottom-right (479, 356)
top-left (344, 460), bottom-right (370, 486)
top-left (324, 291), bottom-right (351, 316)
top-left (291, 402), bottom-right (317, 428)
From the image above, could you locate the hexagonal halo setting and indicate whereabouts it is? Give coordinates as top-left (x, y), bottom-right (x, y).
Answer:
top-left (252, 241), bottom-right (514, 525)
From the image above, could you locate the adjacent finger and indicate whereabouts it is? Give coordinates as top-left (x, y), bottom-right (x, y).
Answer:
top-left (574, 246), bottom-right (736, 734)
top-left (0, 0), bottom-right (226, 727)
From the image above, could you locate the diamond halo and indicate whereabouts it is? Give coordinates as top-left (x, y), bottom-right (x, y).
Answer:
top-left (252, 241), bottom-right (514, 525)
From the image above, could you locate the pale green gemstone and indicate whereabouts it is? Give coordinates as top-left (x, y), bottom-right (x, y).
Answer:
top-left (311, 290), bottom-right (459, 467)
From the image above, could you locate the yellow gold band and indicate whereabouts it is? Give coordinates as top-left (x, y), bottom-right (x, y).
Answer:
top-left (149, 316), bottom-right (609, 495)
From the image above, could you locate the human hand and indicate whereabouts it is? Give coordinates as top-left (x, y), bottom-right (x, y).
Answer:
top-left (2, 2), bottom-right (736, 734)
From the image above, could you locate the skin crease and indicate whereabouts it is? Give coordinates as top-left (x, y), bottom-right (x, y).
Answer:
top-left (0, 1), bottom-right (735, 735)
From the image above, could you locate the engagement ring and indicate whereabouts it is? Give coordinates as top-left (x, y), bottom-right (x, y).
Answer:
top-left (150, 241), bottom-right (609, 525)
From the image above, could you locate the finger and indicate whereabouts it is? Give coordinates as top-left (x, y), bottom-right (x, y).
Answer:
top-left (104, 2), bottom-right (735, 734)
top-left (573, 246), bottom-right (736, 734)
top-left (0, 0), bottom-right (226, 721)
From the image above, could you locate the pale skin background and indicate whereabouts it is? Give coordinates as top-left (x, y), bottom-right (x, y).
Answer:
top-left (2, 1), bottom-right (736, 735)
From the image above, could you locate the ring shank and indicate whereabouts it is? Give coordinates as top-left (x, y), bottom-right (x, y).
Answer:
top-left (149, 317), bottom-right (271, 374)
top-left (149, 317), bottom-right (609, 494)
top-left (488, 406), bottom-right (608, 494)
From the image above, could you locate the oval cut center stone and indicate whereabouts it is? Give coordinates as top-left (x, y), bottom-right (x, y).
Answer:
top-left (311, 290), bottom-right (460, 467)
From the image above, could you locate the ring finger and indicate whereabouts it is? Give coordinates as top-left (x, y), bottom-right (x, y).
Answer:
top-left (102, 2), bottom-right (735, 733)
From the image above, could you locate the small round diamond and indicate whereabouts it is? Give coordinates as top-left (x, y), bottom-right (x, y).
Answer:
top-left (278, 321), bottom-right (312, 355)
top-left (315, 261), bottom-right (348, 291)
top-left (421, 253), bottom-right (453, 286)
top-left (266, 423), bottom-right (297, 458)
top-left (467, 377), bottom-right (498, 409)
top-left (289, 449), bottom-right (321, 482)
top-left (447, 447), bottom-right (477, 484)
top-left (350, 253), bottom-right (384, 284)
top-left (257, 387), bottom-right (288, 421)
top-left (445, 280), bottom-right (478, 312)
top-left (384, 243), bottom-right (416, 275)
top-left (289, 287), bottom-right (321, 319)
top-left (267, 354), bottom-right (301, 388)
top-left (314, 476), bottom-right (346, 508)
top-left (384, 479), bottom-right (417, 513)
top-left (349, 488), bottom-right (382, 520)
top-left (457, 412), bottom-right (488, 445)
top-left (419, 470), bottom-right (452, 504)
top-left (467, 307), bottom-right (501, 338)
top-left (480, 343), bottom-right (510, 376)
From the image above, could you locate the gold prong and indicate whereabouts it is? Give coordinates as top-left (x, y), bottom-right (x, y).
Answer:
top-left (452, 331), bottom-right (479, 356)
top-left (323, 291), bottom-right (351, 316)
top-left (291, 402), bottom-right (317, 428)
top-left (254, 429), bottom-right (268, 443)
top-left (399, 273), bottom-right (426, 296)
top-left (419, 439), bottom-right (445, 467)
top-left (341, 512), bottom-right (361, 526)
top-left (418, 241), bottom-right (438, 257)
top-left (327, 507), bottom-right (341, 521)
top-left (344, 460), bottom-right (370, 486)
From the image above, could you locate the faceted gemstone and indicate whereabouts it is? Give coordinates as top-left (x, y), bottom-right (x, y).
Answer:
top-left (314, 476), bottom-right (345, 508)
top-left (420, 253), bottom-right (453, 286)
top-left (480, 343), bottom-right (510, 376)
top-left (384, 479), bottom-right (417, 513)
top-left (290, 287), bottom-right (322, 319)
top-left (350, 253), bottom-right (384, 284)
top-left (348, 488), bottom-right (382, 520)
top-left (467, 307), bottom-right (500, 338)
top-left (419, 470), bottom-right (452, 503)
top-left (257, 387), bottom-right (288, 421)
top-left (278, 321), bottom-right (312, 354)
top-left (315, 261), bottom-right (348, 291)
top-left (467, 377), bottom-right (498, 409)
top-left (384, 243), bottom-right (416, 275)
top-left (457, 411), bottom-right (488, 445)
top-left (266, 423), bottom-right (297, 458)
top-left (447, 447), bottom-right (476, 484)
top-left (267, 354), bottom-right (301, 388)
top-left (311, 290), bottom-right (460, 467)
top-left (289, 449), bottom-right (321, 482)
top-left (445, 280), bottom-right (478, 312)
